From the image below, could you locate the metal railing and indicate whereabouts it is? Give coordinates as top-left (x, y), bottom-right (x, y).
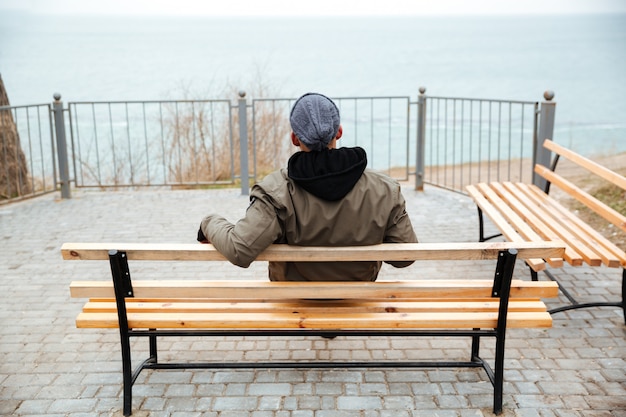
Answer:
top-left (65, 94), bottom-right (412, 191)
top-left (0, 89), bottom-right (556, 204)
top-left (412, 88), bottom-right (556, 193)
top-left (67, 98), bottom-right (234, 188)
top-left (416, 90), bottom-right (542, 193)
top-left (0, 103), bottom-right (58, 204)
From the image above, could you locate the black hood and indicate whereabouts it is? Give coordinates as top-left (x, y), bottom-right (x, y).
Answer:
top-left (287, 147), bottom-right (367, 201)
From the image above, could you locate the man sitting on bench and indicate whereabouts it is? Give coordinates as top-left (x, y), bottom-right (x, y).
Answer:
top-left (197, 92), bottom-right (418, 281)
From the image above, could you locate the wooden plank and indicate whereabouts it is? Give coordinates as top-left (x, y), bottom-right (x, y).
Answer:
top-left (494, 182), bottom-right (593, 266)
top-left (87, 296), bottom-right (550, 305)
top-left (526, 183), bottom-right (626, 267)
top-left (474, 183), bottom-right (546, 242)
top-left (75, 311), bottom-right (553, 330)
top-left (543, 139), bottom-right (626, 190)
top-left (70, 279), bottom-right (560, 299)
top-left (473, 183), bottom-right (564, 268)
top-left (466, 184), bottom-right (547, 271)
top-left (514, 182), bottom-right (623, 268)
top-left (466, 184), bottom-right (527, 241)
top-left (82, 299), bottom-right (550, 314)
top-left (61, 241), bottom-right (565, 263)
top-left (535, 165), bottom-right (626, 233)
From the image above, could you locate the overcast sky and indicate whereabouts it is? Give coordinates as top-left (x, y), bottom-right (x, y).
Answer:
top-left (2, 0), bottom-right (626, 16)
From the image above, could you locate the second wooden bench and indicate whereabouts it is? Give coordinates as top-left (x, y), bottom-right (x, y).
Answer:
top-left (467, 139), bottom-right (625, 320)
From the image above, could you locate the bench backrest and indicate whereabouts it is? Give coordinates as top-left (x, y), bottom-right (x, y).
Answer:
top-left (65, 241), bottom-right (563, 303)
top-left (535, 139), bottom-right (626, 233)
top-left (66, 241), bottom-right (562, 333)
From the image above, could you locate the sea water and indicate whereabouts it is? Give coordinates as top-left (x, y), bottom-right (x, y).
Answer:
top-left (1, 12), bottom-right (625, 156)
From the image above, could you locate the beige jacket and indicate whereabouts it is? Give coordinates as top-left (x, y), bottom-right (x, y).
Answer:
top-left (200, 148), bottom-right (417, 281)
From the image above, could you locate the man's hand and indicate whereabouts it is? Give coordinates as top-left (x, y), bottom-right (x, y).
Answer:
top-left (197, 227), bottom-right (210, 244)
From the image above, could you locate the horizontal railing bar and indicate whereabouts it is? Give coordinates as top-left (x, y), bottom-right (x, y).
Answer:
top-left (74, 180), bottom-right (235, 189)
top-left (68, 99), bottom-right (231, 105)
top-left (0, 104), bottom-right (51, 110)
top-left (252, 96), bottom-right (411, 102)
top-left (426, 96), bottom-right (538, 105)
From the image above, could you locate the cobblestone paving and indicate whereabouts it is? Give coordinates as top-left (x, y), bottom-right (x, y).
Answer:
top-left (1, 185), bottom-right (624, 416)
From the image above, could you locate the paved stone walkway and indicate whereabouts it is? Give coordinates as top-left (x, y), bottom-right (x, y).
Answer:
top-left (0, 185), bottom-right (624, 417)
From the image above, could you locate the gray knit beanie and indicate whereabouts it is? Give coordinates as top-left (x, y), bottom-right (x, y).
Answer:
top-left (289, 93), bottom-right (340, 152)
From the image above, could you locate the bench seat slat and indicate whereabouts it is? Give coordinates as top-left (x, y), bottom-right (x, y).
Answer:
top-left (466, 185), bottom-right (547, 271)
top-left (497, 182), bottom-right (603, 267)
top-left (515, 183), bottom-right (624, 267)
top-left (70, 280), bottom-right (560, 299)
top-left (474, 183), bottom-right (546, 243)
top-left (88, 296), bottom-right (545, 304)
top-left (82, 299), bottom-right (550, 314)
top-left (473, 183), bottom-right (566, 268)
top-left (76, 311), bottom-right (553, 330)
top-left (468, 181), bottom-right (625, 268)
top-left (466, 140), bottom-right (626, 271)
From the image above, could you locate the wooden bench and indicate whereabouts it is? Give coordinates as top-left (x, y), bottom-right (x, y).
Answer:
top-left (466, 139), bottom-right (625, 321)
top-left (63, 241), bottom-right (564, 416)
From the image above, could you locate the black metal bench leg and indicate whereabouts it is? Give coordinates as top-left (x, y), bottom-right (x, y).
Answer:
top-left (477, 207), bottom-right (503, 243)
top-left (622, 268), bottom-right (625, 325)
top-left (622, 268), bottom-right (626, 324)
top-left (109, 250), bottom-right (135, 416)
top-left (493, 330), bottom-right (505, 415)
top-left (121, 334), bottom-right (133, 416)
top-left (470, 333), bottom-right (480, 361)
top-left (470, 330), bottom-right (504, 413)
top-left (149, 331), bottom-right (158, 363)
top-left (527, 263), bottom-right (538, 281)
top-left (478, 207), bottom-right (486, 242)
top-left (490, 249), bottom-right (517, 415)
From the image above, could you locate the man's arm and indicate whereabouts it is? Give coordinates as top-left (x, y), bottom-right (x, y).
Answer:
top-left (199, 197), bottom-right (282, 268)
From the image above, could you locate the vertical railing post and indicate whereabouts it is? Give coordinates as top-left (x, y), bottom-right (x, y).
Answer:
top-left (52, 93), bottom-right (71, 199)
top-left (415, 87), bottom-right (427, 191)
top-left (238, 91), bottom-right (249, 196)
top-left (533, 90), bottom-right (556, 188)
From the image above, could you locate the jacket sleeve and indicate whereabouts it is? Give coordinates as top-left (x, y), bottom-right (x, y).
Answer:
top-left (383, 185), bottom-right (418, 268)
top-left (200, 196), bottom-right (283, 268)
